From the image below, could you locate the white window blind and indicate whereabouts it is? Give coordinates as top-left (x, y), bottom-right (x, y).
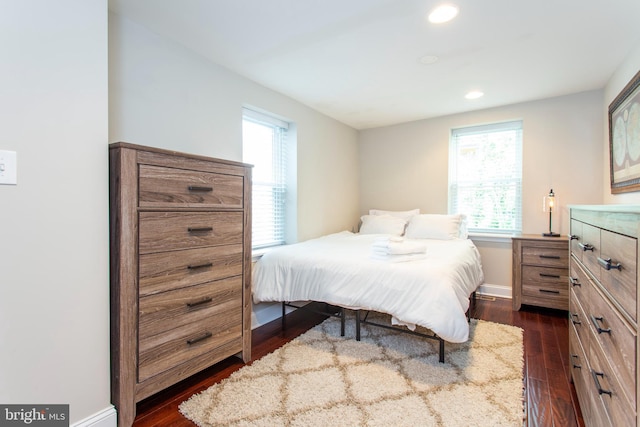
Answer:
top-left (449, 120), bottom-right (523, 234)
top-left (242, 108), bottom-right (288, 249)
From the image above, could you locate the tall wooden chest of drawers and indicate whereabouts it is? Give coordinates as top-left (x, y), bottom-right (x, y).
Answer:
top-left (109, 142), bottom-right (252, 427)
top-left (568, 206), bottom-right (639, 427)
top-left (512, 234), bottom-right (569, 311)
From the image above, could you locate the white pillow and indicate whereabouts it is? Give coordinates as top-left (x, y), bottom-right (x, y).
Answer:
top-left (359, 214), bottom-right (407, 236)
top-left (369, 208), bottom-right (420, 221)
top-left (405, 214), bottom-right (467, 240)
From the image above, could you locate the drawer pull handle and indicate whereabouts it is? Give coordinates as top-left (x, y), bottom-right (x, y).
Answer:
top-left (597, 257), bottom-right (622, 271)
top-left (187, 331), bottom-right (213, 345)
top-left (569, 277), bottom-right (581, 287)
top-left (186, 297), bottom-right (213, 308)
top-left (591, 370), bottom-right (612, 397)
top-left (188, 185), bottom-right (213, 192)
top-left (570, 354), bottom-right (581, 369)
top-left (570, 312), bottom-right (581, 325)
top-left (590, 315), bottom-right (611, 334)
top-left (569, 234), bottom-right (580, 241)
top-left (578, 243), bottom-right (594, 252)
top-left (539, 255), bottom-right (561, 259)
top-left (539, 273), bottom-right (561, 279)
top-left (188, 262), bottom-right (213, 270)
top-left (539, 289), bottom-right (560, 294)
top-left (188, 227), bottom-right (213, 233)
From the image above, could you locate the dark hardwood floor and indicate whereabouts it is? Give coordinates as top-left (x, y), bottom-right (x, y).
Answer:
top-left (132, 297), bottom-right (585, 427)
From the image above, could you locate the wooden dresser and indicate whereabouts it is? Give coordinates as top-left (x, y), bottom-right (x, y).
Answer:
top-left (109, 142), bottom-right (252, 427)
top-left (568, 206), bottom-right (638, 427)
top-left (512, 234), bottom-right (569, 311)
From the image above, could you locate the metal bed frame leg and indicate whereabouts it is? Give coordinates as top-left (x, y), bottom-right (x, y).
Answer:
top-left (439, 339), bottom-right (445, 363)
top-left (355, 310), bottom-right (361, 341)
top-left (281, 302), bottom-right (286, 331)
top-left (281, 301), bottom-right (346, 336)
top-left (467, 291), bottom-right (476, 323)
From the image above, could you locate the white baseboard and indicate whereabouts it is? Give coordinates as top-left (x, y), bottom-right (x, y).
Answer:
top-left (72, 406), bottom-right (117, 427)
top-left (477, 283), bottom-right (511, 299)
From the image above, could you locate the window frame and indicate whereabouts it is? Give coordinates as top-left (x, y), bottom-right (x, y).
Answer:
top-left (448, 120), bottom-right (523, 235)
top-left (242, 108), bottom-right (289, 250)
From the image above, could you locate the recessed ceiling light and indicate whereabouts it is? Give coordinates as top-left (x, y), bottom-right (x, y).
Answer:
top-left (428, 4), bottom-right (459, 24)
top-left (418, 55), bottom-right (439, 65)
top-left (465, 90), bottom-right (484, 100)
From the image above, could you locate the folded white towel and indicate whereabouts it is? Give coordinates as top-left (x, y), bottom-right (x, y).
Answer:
top-left (373, 237), bottom-right (398, 247)
top-left (369, 252), bottom-right (428, 263)
top-left (371, 240), bottom-right (427, 255)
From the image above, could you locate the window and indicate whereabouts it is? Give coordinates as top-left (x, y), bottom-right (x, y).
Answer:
top-left (242, 108), bottom-right (288, 249)
top-left (448, 120), bottom-right (523, 234)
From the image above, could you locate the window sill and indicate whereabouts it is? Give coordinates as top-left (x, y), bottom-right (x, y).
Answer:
top-left (468, 233), bottom-right (516, 244)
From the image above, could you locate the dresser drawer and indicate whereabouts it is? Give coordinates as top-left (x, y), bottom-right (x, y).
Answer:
top-left (581, 223), bottom-right (602, 281)
top-left (138, 291), bottom-right (243, 382)
top-left (522, 245), bottom-right (568, 268)
top-left (599, 229), bottom-right (637, 323)
top-left (139, 165), bottom-right (244, 209)
top-left (139, 245), bottom-right (243, 296)
top-left (570, 259), bottom-right (590, 307)
top-left (569, 319), bottom-right (592, 422)
top-left (570, 219), bottom-right (584, 263)
top-left (139, 211), bottom-right (243, 254)
top-left (139, 276), bottom-right (242, 340)
top-left (139, 323), bottom-right (242, 383)
top-left (570, 287), bottom-right (590, 355)
top-left (589, 337), bottom-right (636, 427)
top-left (586, 280), bottom-right (636, 408)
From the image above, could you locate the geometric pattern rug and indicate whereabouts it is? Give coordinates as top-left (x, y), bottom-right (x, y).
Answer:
top-left (180, 314), bottom-right (524, 427)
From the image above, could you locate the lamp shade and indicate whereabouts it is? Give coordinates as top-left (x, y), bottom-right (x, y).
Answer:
top-left (543, 189), bottom-right (556, 213)
top-left (542, 188), bottom-right (560, 237)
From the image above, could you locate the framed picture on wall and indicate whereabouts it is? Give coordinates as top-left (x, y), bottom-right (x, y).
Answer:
top-left (609, 69), bottom-right (640, 193)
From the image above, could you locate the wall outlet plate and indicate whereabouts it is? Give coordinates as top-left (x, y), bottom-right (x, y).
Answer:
top-left (0, 150), bottom-right (17, 185)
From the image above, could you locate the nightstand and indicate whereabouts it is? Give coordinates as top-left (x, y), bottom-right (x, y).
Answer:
top-left (512, 234), bottom-right (569, 311)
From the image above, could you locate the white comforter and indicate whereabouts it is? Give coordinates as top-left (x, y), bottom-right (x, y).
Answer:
top-left (252, 231), bottom-right (484, 343)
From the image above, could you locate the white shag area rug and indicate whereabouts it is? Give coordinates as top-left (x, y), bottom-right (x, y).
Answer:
top-left (180, 314), bottom-right (524, 427)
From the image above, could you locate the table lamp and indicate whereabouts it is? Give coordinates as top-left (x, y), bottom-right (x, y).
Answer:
top-left (543, 189), bottom-right (560, 237)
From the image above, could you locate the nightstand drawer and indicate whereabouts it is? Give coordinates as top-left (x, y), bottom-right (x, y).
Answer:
top-left (522, 245), bottom-right (568, 268)
top-left (522, 285), bottom-right (568, 298)
top-left (139, 165), bottom-right (244, 209)
top-left (522, 265), bottom-right (568, 286)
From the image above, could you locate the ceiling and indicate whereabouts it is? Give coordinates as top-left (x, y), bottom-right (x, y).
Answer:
top-left (109, 0), bottom-right (640, 130)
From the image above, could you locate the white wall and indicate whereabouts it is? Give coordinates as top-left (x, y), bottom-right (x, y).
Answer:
top-left (359, 90), bottom-right (604, 290)
top-left (0, 1), bottom-right (111, 425)
top-left (109, 14), bottom-right (360, 241)
top-left (603, 40), bottom-right (640, 205)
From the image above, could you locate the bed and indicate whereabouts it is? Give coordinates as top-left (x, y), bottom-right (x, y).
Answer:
top-left (252, 211), bottom-right (485, 362)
